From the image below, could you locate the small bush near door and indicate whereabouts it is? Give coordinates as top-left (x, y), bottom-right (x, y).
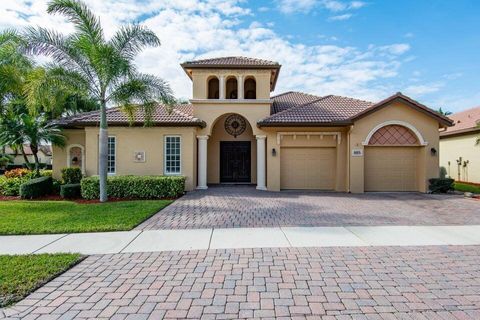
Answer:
top-left (61, 167), bottom-right (83, 184)
top-left (428, 178), bottom-right (454, 193)
top-left (81, 175), bottom-right (186, 200)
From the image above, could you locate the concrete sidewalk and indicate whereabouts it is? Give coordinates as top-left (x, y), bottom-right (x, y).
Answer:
top-left (1, 225), bottom-right (480, 255)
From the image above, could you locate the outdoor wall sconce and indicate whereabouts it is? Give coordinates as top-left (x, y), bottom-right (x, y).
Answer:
top-left (272, 148), bottom-right (277, 157)
top-left (430, 147), bottom-right (437, 156)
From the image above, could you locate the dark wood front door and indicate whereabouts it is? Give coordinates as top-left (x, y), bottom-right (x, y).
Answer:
top-left (220, 141), bottom-right (251, 183)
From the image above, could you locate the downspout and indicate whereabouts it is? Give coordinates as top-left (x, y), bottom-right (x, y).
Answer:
top-left (346, 125), bottom-right (353, 193)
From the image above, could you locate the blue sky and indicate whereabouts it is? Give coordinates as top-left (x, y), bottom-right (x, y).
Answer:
top-left (1, 0), bottom-right (479, 112)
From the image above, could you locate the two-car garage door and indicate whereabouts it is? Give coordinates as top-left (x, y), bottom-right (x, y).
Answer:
top-left (280, 148), bottom-right (336, 190)
top-left (364, 147), bottom-right (418, 192)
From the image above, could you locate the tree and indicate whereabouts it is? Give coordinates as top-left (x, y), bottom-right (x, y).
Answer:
top-left (0, 109), bottom-right (66, 175)
top-left (437, 107), bottom-right (452, 116)
top-left (25, 0), bottom-right (174, 202)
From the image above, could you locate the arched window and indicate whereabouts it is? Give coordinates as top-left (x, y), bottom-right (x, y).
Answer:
top-left (368, 125), bottom-right (419, 145)
top-left (207, 77), bottom-right (219, 99)
top-left (226, 77), bottom-right (238, 99)
top-left (244, 77), bottom-right (256, 99)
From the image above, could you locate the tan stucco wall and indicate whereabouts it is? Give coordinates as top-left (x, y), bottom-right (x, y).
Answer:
top-left (207, 114), bottom-right (257, 184)
top-left (191, 69), bottom-right (272, 100)
top-left (263, 127), bottom-right (349, 192)
top-left (349, 102), bottom-right (440, 193)
top-left (440, 133), bottom-right (480, 183)
top-left (55, 127), bottom-right (197, 191)
top-left (52, 129), bottom-right (86, 180)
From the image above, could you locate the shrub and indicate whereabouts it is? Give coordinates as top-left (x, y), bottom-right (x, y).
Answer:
top-left (19, 176), bottom-right (53, 199)
top-left (60, 183), bottom-right (81, 199)
top-left (61, 168), bottom-right (83, 184)
top-left (428, 178), bottom-right (454, 193)
top-left (439, 166), bottom-right (447, 179)
top-left (0, 177), bottom-right (27, 196)
top-left (81, 175), bottom-right (185, 200)
top-left (454, 182), bottom-right (480, 194)
top-left (4, 168), bottom-right (31, 179)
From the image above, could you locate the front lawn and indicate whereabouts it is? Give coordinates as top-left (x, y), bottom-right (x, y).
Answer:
top-left (454, 182), bottom-right (480, 194)
top-left (0, 253), bottom-right (83, 307)
top-left (0, 200), bottom-right (172, 235)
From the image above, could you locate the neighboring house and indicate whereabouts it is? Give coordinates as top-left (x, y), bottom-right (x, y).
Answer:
top-left (440, 106), bottom-right (480, 183)
top-left (4, 145), bottom-right (52, 166)
top-left (53, 56), bottom-right (452, 193)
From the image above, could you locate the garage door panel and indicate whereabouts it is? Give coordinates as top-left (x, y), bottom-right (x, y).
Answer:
top-left (365, 147), bottom-right (418, 192)
top-left (281, 148), bottom-right (336, 190)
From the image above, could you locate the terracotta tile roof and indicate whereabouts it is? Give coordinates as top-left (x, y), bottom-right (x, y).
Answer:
top-left (181, 56), bottom-right (280, 68)
top-left (260, 93), bottom-right (374, 125)
top-left (270, 91), bottom-right (323, 114)
top-left (351, 92), bottom-right (453, 127)
top-left (441, 106), bottom-right (480, 137)
top-left (5, 145), bottom-right (51, 156)
top-left (56, 104), bottom-right (205, 127)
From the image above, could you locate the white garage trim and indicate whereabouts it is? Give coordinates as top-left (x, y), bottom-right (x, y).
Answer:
top-left (277, 132), bottom-right (341, 145)
top-left (362, 120), bottom-right (428, 146)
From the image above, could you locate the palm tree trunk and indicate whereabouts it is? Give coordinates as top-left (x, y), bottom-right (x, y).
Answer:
top-left (20, 146), bottom-right (31, 165)
top-left (98, 99), bottom-right (108, 202)
top-left (31, 144), bottom-right (40, 176)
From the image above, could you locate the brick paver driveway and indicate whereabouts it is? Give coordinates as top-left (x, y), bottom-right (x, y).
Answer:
top-left (3, 246), bottom-right (480, 319)
top-left (138, 186), bottom-right (480, 230)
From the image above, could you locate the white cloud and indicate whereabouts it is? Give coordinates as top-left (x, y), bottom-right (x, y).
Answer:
top-left (277, 0), bottom-right (366, 14)
top-left (404, 83), bottom-right (444, 96)
top-left (328, 13), bottom-right (353, 21)
top-left (1, 0), bottom-right (408, 102)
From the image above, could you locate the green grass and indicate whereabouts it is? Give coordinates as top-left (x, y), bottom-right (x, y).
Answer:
top-left (0, 200), bottom-right (172, 235)
top-left (0, 253), bottom-right (83, 307)
top-left (454, 182), bottom-right (480, 194)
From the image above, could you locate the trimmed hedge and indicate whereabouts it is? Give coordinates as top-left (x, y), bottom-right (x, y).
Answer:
top-left (60, 183), bottom-right (82, 199)
top-left (61, 168), bottom-right (82, 184)
top-left (19, 176), bottom-right (53, 199)
top-left (428, 178), bottom-right (454, 193)
top-left (81, 175), bottom-right (186, 200)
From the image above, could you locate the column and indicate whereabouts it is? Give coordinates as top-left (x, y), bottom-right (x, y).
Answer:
top-left (256, 135), bottom-right (267, 190)
top-left (197, 135), bottom-right (209, 189)
top-left (238, 75), bottom-right (244, 100)
top-left (219, 75), bottom-right (225, 99)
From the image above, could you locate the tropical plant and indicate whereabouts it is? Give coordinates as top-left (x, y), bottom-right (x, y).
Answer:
top-left (25, 0), bottom-right (174, 202)
top-left (437, 107), bottom-right (452, 116)
top-left (0, 111), bottom-right (66, 175)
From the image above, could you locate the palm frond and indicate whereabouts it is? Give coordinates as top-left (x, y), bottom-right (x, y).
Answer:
top-left (110, 24), bottom-right (161, 59)
top-left (47, 0), bottom-right (104, 45)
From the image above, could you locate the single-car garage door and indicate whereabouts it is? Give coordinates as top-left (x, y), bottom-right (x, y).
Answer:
top-left (364, 147), bottom-right (418, 191)
top-left (281, 147), bottom-right (336, 190)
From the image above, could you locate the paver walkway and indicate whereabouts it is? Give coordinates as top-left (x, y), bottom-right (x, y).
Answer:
top-left (137, 186), bottom-right (480, 230)
top-left (2, 225), bottom-right (480, 255)
top-left (2, 246), bottom-right (480, 319)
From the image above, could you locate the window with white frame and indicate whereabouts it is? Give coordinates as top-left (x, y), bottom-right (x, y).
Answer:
top-left (164, 136), bottom-right (181, 174)
top-left (107, 136), bottom-right (116, 174)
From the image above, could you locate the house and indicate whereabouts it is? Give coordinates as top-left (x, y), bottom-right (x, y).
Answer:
top-left (4, 145), bottom-right (52, 166)
top-left (440, 106), bottom-right (480, 183)
top-left (53, 56), bottom-right (453, 193)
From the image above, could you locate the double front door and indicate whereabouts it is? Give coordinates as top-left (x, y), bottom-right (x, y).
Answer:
top-left (220, 141), bottom-right (251, 183)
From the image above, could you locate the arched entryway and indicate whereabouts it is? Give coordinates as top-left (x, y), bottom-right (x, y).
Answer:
top-left (207, 113), bottom-right (256, 184)
top-left (363, 122), bottom-right (424, 192)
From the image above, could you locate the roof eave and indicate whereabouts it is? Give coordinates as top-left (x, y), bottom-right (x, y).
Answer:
top-left (350, 94), bottom-right (454, 127)
top-left (60, 121), bottom-right (207, 129)
top-left (257, 121), bottom-right (353, 128)
top-left (440, 127), bottom-right (480, 138)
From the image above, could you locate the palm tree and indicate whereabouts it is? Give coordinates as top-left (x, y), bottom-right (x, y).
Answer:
top-left (0, 110), bottom-right (66, 175)
top-left (437, 107), bottom-right (452, 116)
top-left (25, 0), bottom-right (174, 202)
